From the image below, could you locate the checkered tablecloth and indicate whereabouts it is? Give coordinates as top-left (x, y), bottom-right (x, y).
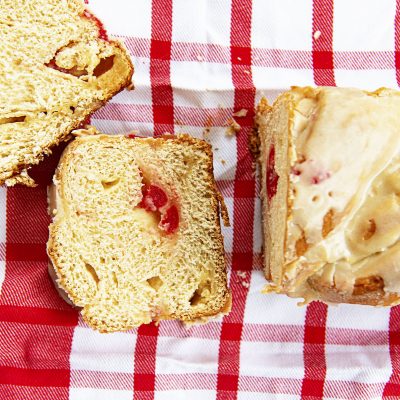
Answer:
top-left (1, 0), bottom-right (400, 399)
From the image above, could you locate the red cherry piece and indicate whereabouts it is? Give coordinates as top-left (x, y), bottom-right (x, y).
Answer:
top-left (291, 167), bottom-right (301, 176)
top-left (139, 185), bottom-right (168, 211)
top-left (159, 205), bottom-right (179, 234)
top-left (147, 185), bottom-right (168, 208)
top-left (266, 146), bottom-right (279, 202)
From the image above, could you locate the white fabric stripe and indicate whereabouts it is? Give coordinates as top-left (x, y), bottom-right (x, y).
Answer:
top-left (0, 187), bottom-right (6, 243)
top-left (0, 261), bottom-right (5, 295)
top-left (69, 388), bottom-right (133, 400)
top-left (70, 327), bottom-right (136, 373)
top-left (333, 0), bottom-right (396, 51)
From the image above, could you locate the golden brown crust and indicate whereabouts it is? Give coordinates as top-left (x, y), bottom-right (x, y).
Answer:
top-left (307, 274), bottom-right (400, 306)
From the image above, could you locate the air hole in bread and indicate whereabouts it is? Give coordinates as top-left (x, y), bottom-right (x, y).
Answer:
top-left (100, 257), bottom-right (105, 264)
top-left (112, 271), bottom-right (118, 287)
top-left (183, 156), bottom-right (196, 171)
top-left (93, 55), bottom-right (115, 77)
top-left (70, 106), bottom-right (75, 113)
top-left (189, 290), bottom-right (203, 306)
top-left (0, 116), bottom-right (26, 124)
top-left (363, 219), bottom-right (376, 240)
top-left (147, 276), bottom-right (163, 291)
top-left (101, 178), bottom-right (120, 190)
top-left (84, 263), bottom-right (99, 285)
top-left (312, 195), bottom-right (319, 202)
top-left (46, 58), bottom-right (87, 77)
top-left (189, 279), bottom-right (211, 306)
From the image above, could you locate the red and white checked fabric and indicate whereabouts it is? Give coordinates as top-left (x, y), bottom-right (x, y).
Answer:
top-left (1, 0), bottom-right (400, 399)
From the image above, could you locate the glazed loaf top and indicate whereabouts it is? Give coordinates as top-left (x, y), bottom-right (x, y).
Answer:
top-left (260, 86), bottom-right (400, 305)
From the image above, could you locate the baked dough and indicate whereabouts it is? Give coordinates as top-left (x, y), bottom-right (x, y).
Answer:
top-left (257, 86), bottom-right (400, 305)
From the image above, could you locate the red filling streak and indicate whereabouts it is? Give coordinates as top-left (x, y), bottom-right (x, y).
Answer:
top-left (159, 205), bottom-right (179, 234)
top-left (45, 59), bottom-right (72, 75)
top-left (311, 171), bottom-right (331, 185)
top-left (139, 184), bottom-right (179, 234)
top-left (82, 10), bottom-right (109, 41)
top-left (140, 185), bottom-right (168, 210)
top-left (266, 146), bottom-right (279, 202)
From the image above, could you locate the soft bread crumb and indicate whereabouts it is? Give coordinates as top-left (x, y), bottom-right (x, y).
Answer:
top-left (47, 133), bottom-right (231, 332)
top-left (225, 118), bottom-right (241, 136)
top-left (0, 0), bottom-right (133, 186)
top-left (202, 116), bottom-right (213, 140)
top-left (233, 109), bottom-right (248, 118)
top-left (237, 271), bottom-right (247, 279)
top-left (72, 126), bottom-right (99, 136)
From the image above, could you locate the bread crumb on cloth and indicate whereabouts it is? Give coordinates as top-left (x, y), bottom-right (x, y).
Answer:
top-left (233, 109), bottom-right (248, 118)
top-left (225, 118), bottom-right (241, 136)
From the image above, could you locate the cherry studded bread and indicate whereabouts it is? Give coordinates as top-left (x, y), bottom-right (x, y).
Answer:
top-left (47, 131), bottom-right (231, 332)
top-left (257, 86), bottom-right (400, 306)
top-left (0, 0), bottom-right (133, 186)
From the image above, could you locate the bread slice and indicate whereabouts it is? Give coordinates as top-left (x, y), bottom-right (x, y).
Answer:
top-left (0, 0), bottom-right (133, 186)
top-left (257, 86), bottom-right (400, 306)
top-left (47, 130), bottom-right (231, 332)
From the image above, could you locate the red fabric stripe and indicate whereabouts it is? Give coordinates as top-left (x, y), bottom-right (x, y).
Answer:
top-left (0, 305), bottom-right (78, 326)
top-left (312, 0), bottom-right (335, 85)
top-left (224, 177), bottom-right (261, 200)
top-left (382, 306), bottom-right (400, 397)
top-left (301, 302), bottom-right (328, 400)
top-left (216, 1), bottom-right (255, 398)
top-left (0, 385), bottom-right (69, 400)
top-left (6, 187), bottom-right (50, 243)
top-left (3, 179), bottom-right (78, 396)
top-left (395, 0), bottom-right (400, 86)
top-left (133, 322), bottom-right (159, 400)
top-left (229, 251), bottom-right (256, 271)
top-left (26, 141), bottom-right (70, 187)
top-left (6, 243), bottom-right (47, 261)
top-left (0, 366), bottom-right (70, 387)
top-left (119, 36), bottom-right (398, 70)
top-left (95, 103), bottom-right (240, 127)
top-left (150, 0), bottom-right (174, 136)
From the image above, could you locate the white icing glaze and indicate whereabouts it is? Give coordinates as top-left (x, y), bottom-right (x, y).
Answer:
top-left (285, 87), bottom-right (400, 296)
